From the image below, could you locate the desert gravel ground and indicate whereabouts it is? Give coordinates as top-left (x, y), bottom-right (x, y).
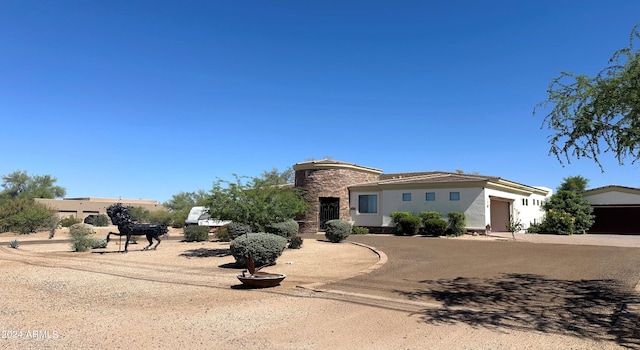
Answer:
top-left (1, 228), bottom-right (640, 349)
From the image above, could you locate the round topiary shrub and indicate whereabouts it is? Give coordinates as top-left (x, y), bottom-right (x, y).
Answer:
top-left (396, 215), bottom-right (421, 236)
top-left (183, 225), bottom-right (210, 242)
top-left (423, 218), bottom-right (448, 236)
top-left (324, 219), bottom-right (352, 243)
top-left (227, 222), bottom-right (251, 240)
top-left (229, 232), bottom-right (287, 267)
top-left (266, 219), bottom-right (299, 240)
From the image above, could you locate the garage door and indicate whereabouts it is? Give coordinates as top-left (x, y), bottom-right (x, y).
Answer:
top-left (490, 199), bottom-right (510, 232)
top-left (589, 206), bottom-right (640, 234)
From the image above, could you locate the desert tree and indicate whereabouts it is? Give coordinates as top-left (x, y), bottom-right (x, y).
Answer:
top-left (535, 25), bottom-right (640, 170)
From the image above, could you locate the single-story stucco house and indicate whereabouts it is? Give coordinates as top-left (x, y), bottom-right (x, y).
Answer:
top-left (293, 159), bottom-right (552, 234)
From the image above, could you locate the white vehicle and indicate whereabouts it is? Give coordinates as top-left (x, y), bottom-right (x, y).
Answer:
top-left (185, 206), bottom-right (231, 228)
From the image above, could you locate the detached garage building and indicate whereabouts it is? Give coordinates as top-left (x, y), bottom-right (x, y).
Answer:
top-left (583, 185), bottom-right (640, 234)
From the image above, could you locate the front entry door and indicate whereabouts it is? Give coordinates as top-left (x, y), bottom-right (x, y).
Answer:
top-left (319, 197), bottom-right (340, 230)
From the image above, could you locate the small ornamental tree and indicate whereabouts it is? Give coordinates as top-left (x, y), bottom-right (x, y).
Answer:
top-left (229, 232), bottom-right (287, 267)
top-left (506, 217), bottom-right (523, 240)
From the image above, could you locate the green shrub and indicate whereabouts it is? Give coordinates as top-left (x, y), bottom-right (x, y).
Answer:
top-left (229, 232), bottom-right (288, 267)
top-left (397, 215), bottom-right (421, 236)
top-left (527, 222), bottom-right (542, 233)
top-left (148, 210), bottom-right (173, 226)
top-left (423, 218), bottom-right (448, 236)
top-left (265, 219), bottom-right (299, 239)
top-left (60, 216), bottom-right (82, 228)
top-left (390, 212), bottom-right (412, 225)
top-left (85, 214), bottom-right (111, 227)
top-left (324, 219), bottom-right (352, 243)
top-left (227, 222), bottom-right (251, 240)
top-left (288, 235), bottom-right (303, 249)
top-left (9, 239), bottom-right (19, 249)
top-left (389, 211), bottom-right (420, 235)
top-left (419, 211), bottom-right (441, 233)
top-left (419, 211), bottom-right (442, 221)
top-left (91, 238), bottom-right (108, 249)
top-left (446, 212), bottom-right (466, 237)
top-left (352, 226), bottom-right (369, 235)
top-left (215, 226), bottom-right (230, 242)
top-left (540, 209), bottom-right (575, 235)
top-left (183, 225), bottom-right (210, 242)
top-left (0, 197), bottom-right (56, 233)
top-left (69, 223), bottom-right (96, 252)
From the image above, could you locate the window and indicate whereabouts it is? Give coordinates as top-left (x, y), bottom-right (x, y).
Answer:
top-left (425, 192), bottom-right (435, 201)
top-left (449, 192), bottom-right (460, 201)
top-left (358, 194), bottom-right (378, 213)
top-left (402, 193), bottom-right (411, 201)
top-left (522, 198), bottom-right (529, 206)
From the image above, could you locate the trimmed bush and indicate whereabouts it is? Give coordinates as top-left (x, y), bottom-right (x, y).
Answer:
top-left (390, 211), bottom-right (416, 235)
top-left (423, 218), bottom-right (448, 236)
top-left (446, 212), bottom-right (466, 237)
top-left (396, 215), bottom-right (421, 236)
top-left (352, 226), bottom-right (369, 235)
top-left (419, 211), bottom-right (442, 221)
top-left (60, 216), bottom-right (82, 228)
top-left (229, 232), bottom-right (287, 267)
top-left (69, 223), bottom-right (96, 252)
top-left (183, 225), bottom-right (210, 242)
top-left (419, 211), bottom-right (441, 233)
top-left (324, 219), bottom-right (352, 243)
top-left (288, 235), bottom-right (303, 249)
top-left (266, 219), bottom-right (299, 239)
top-left (227, 222), bottom-right (251, 240)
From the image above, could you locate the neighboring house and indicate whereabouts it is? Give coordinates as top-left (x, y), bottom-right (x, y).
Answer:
top-left (35, 197), bottom-right (165, 222)
top-left (583, 185), bottom-right (640, 234)
top-left (294, 159), bottom-right (552, 234)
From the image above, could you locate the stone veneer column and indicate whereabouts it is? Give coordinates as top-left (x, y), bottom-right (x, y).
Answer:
top-left (293, 160), bottom-right (381, 234)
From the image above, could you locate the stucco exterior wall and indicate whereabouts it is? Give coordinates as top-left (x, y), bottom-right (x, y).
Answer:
top-left (352, 187), bottom-right (486, 230)
top-left (36, 198), bottom-right (165, 221)
top-left (584, 191), bottom-right (640, 205)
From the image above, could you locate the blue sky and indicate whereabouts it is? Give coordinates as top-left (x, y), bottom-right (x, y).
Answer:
top-left (1, 1), bottom-right (639, 203)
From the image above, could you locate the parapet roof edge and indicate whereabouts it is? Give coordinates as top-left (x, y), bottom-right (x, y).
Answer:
top-left (293, 159), bottom-right (383, 174)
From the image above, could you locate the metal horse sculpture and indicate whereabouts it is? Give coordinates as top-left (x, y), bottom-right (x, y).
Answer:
top-left (105, 203), bottom-right (168, 253)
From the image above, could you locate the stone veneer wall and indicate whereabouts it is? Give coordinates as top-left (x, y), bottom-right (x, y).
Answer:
top-left (295, 168), bottom-right (379, 233)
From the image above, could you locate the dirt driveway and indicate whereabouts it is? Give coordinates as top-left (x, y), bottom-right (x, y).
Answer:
top-left (1, 230), bottom-right (640, 349)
